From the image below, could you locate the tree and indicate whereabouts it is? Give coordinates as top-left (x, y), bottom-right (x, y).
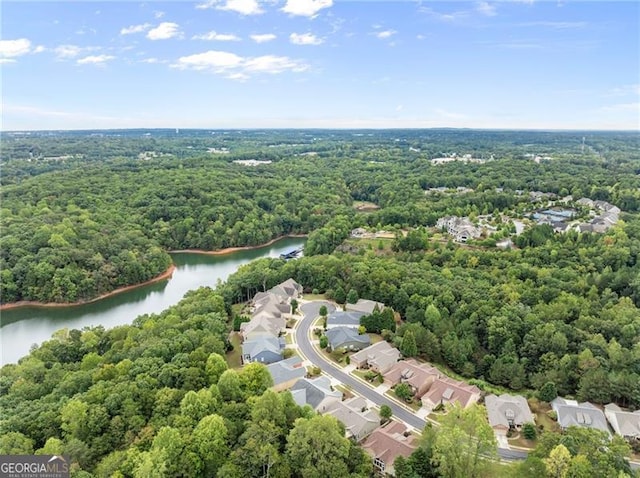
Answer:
top-left (538, 381), bottom-right (558, 402)
top-left (334, 286), bottom-right (346, 304)
top-left (379, 405), bottom-right (392, 422)
top-left (240, 362), bottom-right (274, 397)
top-left (0, 432), bottom-right (34, 455)
top-left (395, 383), bottom-right (413, 401)
top-left (346, 288), bottom-right (359, 304)
top-left (205, 352), bottom-right (229, 385)
top-left (191, 414), bottom-right (228, 476)
top-left (523, 422), bottom-right (537, 440)
top-left (285, 415), bottom-right (351, 478)
top-left (319, 335), bottom-right (328, 349)
top-left (401, 330), bottom-right (418, 358)
top-left (545, 444), bottom-right (571, 478)
top-left (431, 404), bottom-right (497, 478)
top-left (218, 369), bottom-right (244, 402)
top-left (319, 305), bottom-right (328, 317)
top-left (290, 299), bottom-right (299, 314)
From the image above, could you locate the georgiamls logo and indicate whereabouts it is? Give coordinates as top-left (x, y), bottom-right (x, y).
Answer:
top-left (0, 455), bottom-right (69, 477)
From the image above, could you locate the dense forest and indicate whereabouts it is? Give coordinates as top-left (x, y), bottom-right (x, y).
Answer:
top-left (1, 129), bottom-right (639, 304)
top-left (1, 129), bottom-right (639, 477)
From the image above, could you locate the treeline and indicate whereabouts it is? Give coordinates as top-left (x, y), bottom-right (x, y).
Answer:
top-left (220, 217), bottom-right (640, 408)
top-left (2, 131), bottom-right (639, 305)
top-left (0, 288), bottom-right (372, 477)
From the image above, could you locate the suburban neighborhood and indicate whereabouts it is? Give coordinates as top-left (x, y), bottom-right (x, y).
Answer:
top-left (232, 278), bottom-right (640, 476)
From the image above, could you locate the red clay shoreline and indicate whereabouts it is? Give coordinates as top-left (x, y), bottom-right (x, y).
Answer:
top-left (0, 235), bottom-right (307, 311)
top-left (169, 234), bottom-right (307, 255)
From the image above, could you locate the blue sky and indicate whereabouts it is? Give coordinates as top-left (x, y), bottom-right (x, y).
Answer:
top-left (1, 0), bottom-right (638, 130)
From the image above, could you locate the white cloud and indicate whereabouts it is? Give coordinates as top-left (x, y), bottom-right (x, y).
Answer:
top-left (140, 58), bottom-right (167, 64)
top-left (147, 22), bottom-right (181, 40)
top-left (174, 50), bottom-right (244, 71)
top-left (121, 23), bottom-right (152, 35)
top-left (154, 11), bottom-right (165, 19)
top-left (197, 0), bottom-right (263, 15)
top-left (0, 38), bottom-right (32, 58)
top-left (376, 30), bottom-right (396, 39)
top-left (434, 108), bottom-right (469, 120)
top-left (173, 50), bottom-right (308, 77)
top-left (476, 1), bottom-right (497, 16)
top-left (289, 32), bottom-right (323, 45)
top-left (518, 21), bottom-right (586, 29)
top-left (0, 58), bottom-right (17, 64)
top-left (244, 55), bottom-right (308, 73)
top-left (193, 31), bottom-right (241, 41)
top-left (33, 45), bottom-right (46, 54)
top-left (605, 84), bottom-right (640, 97)
top-left (250, 33), bottom-right (277, 43)
top-left (282, 0), bottom-right (332, 17)
top-left (54, 44), bottom-right (86, 59)
top-left (77, 54), bottom-right (115, 65)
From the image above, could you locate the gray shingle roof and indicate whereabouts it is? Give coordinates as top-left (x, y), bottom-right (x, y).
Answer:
top-left (290, 376), bottom-right (341, 410)
top-left (551, 398), bottom-right (610, 434)
top-left (326, 311), bottom-right (365, 328)
top-left (325, 326), bottom-right (371, 350)
top-left (267, 356), bottom-right (306, 386)
top-left (485, 394), bottom-right (534, 429)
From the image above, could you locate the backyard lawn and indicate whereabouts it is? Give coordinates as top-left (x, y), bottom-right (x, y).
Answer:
top-left (226, 332), bottom-right (243, 369)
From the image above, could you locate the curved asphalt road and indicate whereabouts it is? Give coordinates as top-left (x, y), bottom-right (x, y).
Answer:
top-left (296, 301), bottom-right (529, 462)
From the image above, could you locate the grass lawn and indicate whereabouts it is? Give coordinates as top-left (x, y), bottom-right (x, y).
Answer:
top-left (385, 390), bottom-right (421, 411)
top-left (369, 333), bottom-right (383, 344)
top-left (352, 369), bottom-right (383, 385)
top-left (428, 412), bottom-right (447, 424)
top-left (285, 333), bottom-right (293, 344)
top-left (303, 293), bottom-right (327, 301)
top-left (335, 384), bottom-right (355, 399)
top-left (508, 435), bottom-right (536, 449)
top-left (528, 398), bottom-right (561, 433)
top-left (226, 332), bottom-right (243, 369)
top-left (231, 302), bottom-right (248, 318)
top-left (320, 347), bottom-right (349, 367)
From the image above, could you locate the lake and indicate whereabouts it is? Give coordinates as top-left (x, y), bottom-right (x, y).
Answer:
top-left (0, 237), bottom-right (306, 365)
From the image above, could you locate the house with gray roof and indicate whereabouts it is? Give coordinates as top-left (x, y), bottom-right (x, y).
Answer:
top-left (604, 403), bottom-right (640, 440)
top-left (241, 335), bottom-right (283, 365)
top-left (326, 310), bottom-right (365, 329)
top-left (325, 326), bottom-right (371, 352)
top-left (485, 394), bottom-right (535, 437)
top-left (351, 341), bottom-right (401, 374)
top-left (326, 397), bottom-right (380, 441)
top-left (268, 278), bottom-right (303, 301)
top-left (290, 376), bottom-right (342, 412)
top-left (550, 397), bottom-right (610, 435)
top-left (267, 356), bottom-right (307, 392)
top-left (346, 299), bottom-right (385, 315)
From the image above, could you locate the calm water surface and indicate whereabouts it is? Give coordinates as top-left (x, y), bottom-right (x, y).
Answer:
top-left (0, 238), bottom-right (306, 365)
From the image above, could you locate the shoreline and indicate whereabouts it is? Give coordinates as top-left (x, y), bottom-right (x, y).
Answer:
top-left (169, 234), bottom-right (307, 256)
top-left (0, 264), bottom-right (176, 312)
top-left (0, 235), bottom-right (307, 312)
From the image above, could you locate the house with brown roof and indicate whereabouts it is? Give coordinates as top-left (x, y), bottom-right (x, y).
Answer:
top-left (362, 421), bottom-right (418, 476)
top-left (421, 377), bottom-right (481, 412)
top-left (351, 341), bottom-right (401, 374)
top-left (326, 397), bottom-right (380, 441)
top-left (383, 359), bottom-right (440, 399)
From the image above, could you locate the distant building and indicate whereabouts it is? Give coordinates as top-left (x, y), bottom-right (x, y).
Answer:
top-left (325, 326), bottom-right (371, 352)
top-left (326, 310), bottom-right (366, 330)
top-left (326, 397), bottom-right (380, 441)
top-left (241, 335), bottom-right (284, 365)
top-left (421, 377), bottom-right (481, 412)
top-left (291, 376), bottom-right (342, 412)
top-left (267, 356), bottom-right (306, 392)
top-left (345, 299), bottom-right (385, 315)
top-left (383, 359), bottom-right (441, 399)
top-left (436, 216), bottom-right (482, 243)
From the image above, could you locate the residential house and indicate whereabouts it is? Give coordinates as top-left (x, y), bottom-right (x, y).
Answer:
top-left (326, 310), bottom-right (366, 330)
top-left (604, 403), bottom-right (640, 440)
top-left (240, 315), bottom-right (283, 342)
top-left (241, 335), bottom-right (284, 365)
top-left (550, 397), bottom-right (610, 435)
top-left (421, 377), bottom-right (481, 413)
top-left (346, 299), bottom-right (385, 315)
top-left (362, 421), bottom-right (418, 476)
top-left (485, 394), bottom-right (535, 437)
top-left (325, 326), bottom-right (371, 352)
top-left (436, 216), bottom-right (482, 242)
top-left (267, 356), bottom-right (307, 392)
top-left (383, 359), bottom-right (440, 399)
top-left (268, 278), bottom-right (303, 301)
top-left (351, 341), bottom-right (401, 374)
top-left (290, 376), bottom-right (342, 412)
top-left (326, 397), bottom-right (380, 441)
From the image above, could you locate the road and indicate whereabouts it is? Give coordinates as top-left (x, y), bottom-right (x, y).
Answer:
top-left (296, 302), bottom-right (529, 462)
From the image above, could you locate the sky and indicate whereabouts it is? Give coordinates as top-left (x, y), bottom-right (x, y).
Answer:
top-left (1, 0), bottom-right (639, 130)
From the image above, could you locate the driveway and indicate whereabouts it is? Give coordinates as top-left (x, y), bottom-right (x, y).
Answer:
top-left (297, 302), bottom-right (528, 462)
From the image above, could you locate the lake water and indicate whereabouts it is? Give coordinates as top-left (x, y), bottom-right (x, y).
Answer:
top-left (0, 237), bottom-right (306, 365)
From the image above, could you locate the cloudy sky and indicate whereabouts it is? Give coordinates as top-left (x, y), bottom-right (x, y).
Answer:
top-left (1, 0), bottom-right (638, 130)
